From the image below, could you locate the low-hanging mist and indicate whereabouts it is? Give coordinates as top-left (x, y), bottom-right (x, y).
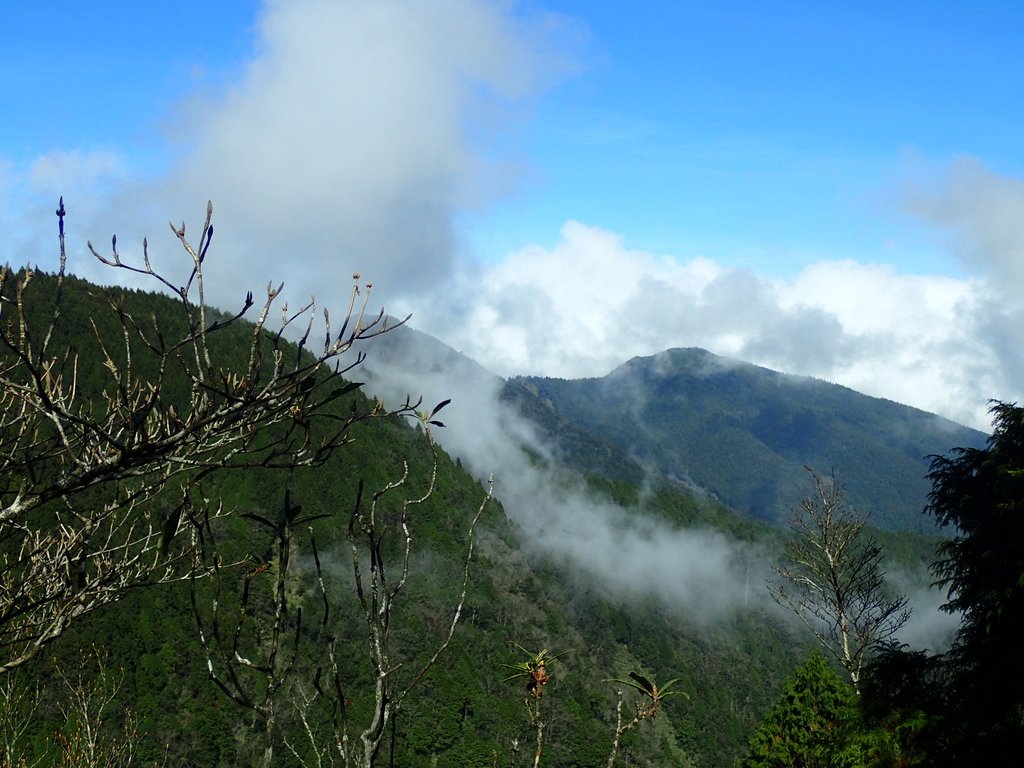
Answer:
top-left (359, 329), bottom-right (763, 624)
top-left (356, 325), bottom-right (952, 651)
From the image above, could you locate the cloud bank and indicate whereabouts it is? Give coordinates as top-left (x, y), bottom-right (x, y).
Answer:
top-left (406, 169), bottom-right (1022, 431)
top-left (5, 1), bottom-right (1019, 432)
top-left (405, 215), bottom-right (1007, 434)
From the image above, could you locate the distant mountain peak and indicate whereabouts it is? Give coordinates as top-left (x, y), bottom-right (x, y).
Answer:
top-left (510, 346), bottom-right (987, 532)
top-left (612, 347), bottom-right (759, 380)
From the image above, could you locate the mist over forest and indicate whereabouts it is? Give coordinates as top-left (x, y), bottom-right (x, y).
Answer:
top-left (358, 322), bottom-right (966, 643)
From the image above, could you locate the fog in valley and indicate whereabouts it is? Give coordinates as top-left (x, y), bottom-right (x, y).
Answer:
top-left (359, 328), bottom-right (956, 650)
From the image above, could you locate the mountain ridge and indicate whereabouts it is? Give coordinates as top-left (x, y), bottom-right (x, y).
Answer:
top-left (610, 346), bottom-right (976, 430)
top-left (358, 321), bottom-right (987, 532)
top-left (504, 345), bottom-right (986, 532)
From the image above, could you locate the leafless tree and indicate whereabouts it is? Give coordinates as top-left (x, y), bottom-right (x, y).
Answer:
top-left (0, 199), bottom-right (414, 673)
top-left (52, 647), bottom-right (138, 768)
top-left (768, 468), bottom-right (910, 691)
top-left (0, 647), bottom-right (137, 768)
top-left (0, 668), bottom-right (44, 767)
top-left (192, 428), bottom-right (493, 768)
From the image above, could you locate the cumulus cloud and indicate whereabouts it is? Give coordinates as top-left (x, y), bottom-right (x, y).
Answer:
top-left (388, 156), bottom-right (1024, 432)
top-left (901, 156), bottom-right (1024, 421)
top-left (117, 0), bottom-right (569, 310)
top-left (904, 156), bottom-right (1024, 289)
top-left (409, 217), bottom-right (1005, 430)
top-left (9, 0), bottom-right (576, 308)
top-left (2, 149), bottom-right (130, 269)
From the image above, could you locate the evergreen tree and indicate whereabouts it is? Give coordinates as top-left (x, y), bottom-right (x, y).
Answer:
top-left (923, 400), bottom-right (1024, 762)
top-left (742, 650), bottom-right (859, 768)
top-left (861, 402), bottom-right (1024, 766)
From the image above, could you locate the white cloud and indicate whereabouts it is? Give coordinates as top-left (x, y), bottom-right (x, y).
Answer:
top-left (5, 1), bottom-right (1019, 439)
top-left (7, 0), bottom-right (577, 308)
top-left (411, 217), bottom-right (1012, 431)
top-left (900, 156), bottom-right (1024, 421)
top-left (3, 150), bottom-right (130, 270)
top-left (27, 150), bottom-right (125, 192)
top-left (904, 155), bottom-right (1024, 289)
top-left (409, 220), bottom-right (722, 376)
top-left (129, 0), bottom-right (573, 313)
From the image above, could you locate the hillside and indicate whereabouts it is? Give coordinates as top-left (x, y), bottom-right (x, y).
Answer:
top-left (2, 271), bottom-right (816, 767)
top-left (506, 348), bottom-right (988, 532)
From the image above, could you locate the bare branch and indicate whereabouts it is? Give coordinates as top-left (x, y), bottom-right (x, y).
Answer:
top-left (194, 430), bottom-right (492, 768)
top-left (768, 468), bottom-right (910, 690)
top-left (1, 201), bottom-right (413, 672)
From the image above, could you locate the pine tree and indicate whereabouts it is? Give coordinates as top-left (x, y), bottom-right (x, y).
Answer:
top-left (923, 400), bottom-right (1024, 763)
top-left (742, 650), bottom-right (859, 768)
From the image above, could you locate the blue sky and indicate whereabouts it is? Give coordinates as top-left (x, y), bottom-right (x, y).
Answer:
top-left (2, 1), bottom-right (1023, 429)
top-left (482, 1), bottom-right (1024, 272)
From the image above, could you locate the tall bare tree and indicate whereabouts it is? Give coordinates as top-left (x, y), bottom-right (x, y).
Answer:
top-left (52, 647), bottom-right (138, 768)
top-left (768, 468), bottom-right (910, 690)
top-left (193, 429), bottom-right (494, 768)
top-left (0, 199), bottom-right (414, 673)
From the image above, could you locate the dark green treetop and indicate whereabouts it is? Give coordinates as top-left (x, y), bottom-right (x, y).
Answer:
top-left (741, 650), bottom-right (859, 768)
top-left (923, 400), bottom-right (1024, 763)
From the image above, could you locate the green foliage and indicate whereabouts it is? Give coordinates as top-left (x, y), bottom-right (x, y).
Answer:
top-left (741, 651), bottom-right (860, 768)
top-left (604, 670), bottom-right (685, 705)
top-left (928, 401), bottom-right (1024, 652)
top-left (2, 271), bottom-right (886, 767)
top-left (501, 644), bottom-right (575, 700)
top-left (854, 402), bottom-right (1024, 767)
top-left (921, 400), bottom-right (1024, 763)
top-left (858, 646), bottom-right (948, 767)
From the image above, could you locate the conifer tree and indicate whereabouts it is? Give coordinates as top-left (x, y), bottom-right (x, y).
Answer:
top-left (742, 650), bottom-right (859, 768)
top-left (922, 400), bottom-right (1024, 763)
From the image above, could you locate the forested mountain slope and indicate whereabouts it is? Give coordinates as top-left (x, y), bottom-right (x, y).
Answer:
top-left (3, 271), bottom-right (813, 767)
top-left (507, 348), bottom-right (988, 532)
